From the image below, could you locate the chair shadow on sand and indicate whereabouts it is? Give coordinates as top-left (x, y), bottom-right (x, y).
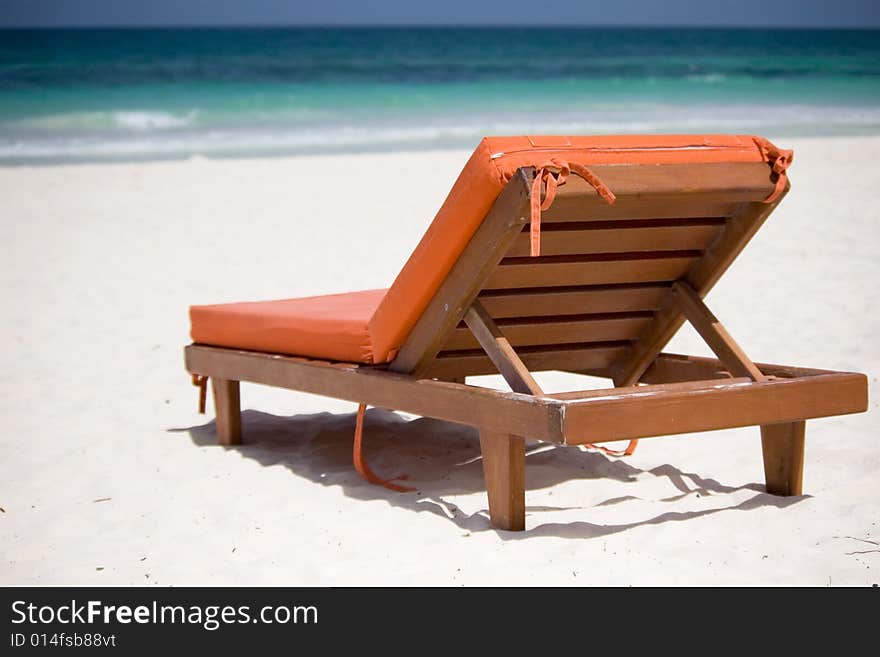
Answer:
top-left (171, 408), bottom-right (807, 539)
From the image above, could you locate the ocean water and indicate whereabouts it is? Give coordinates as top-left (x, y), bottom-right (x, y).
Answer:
top-left (1, 27), bottom-right (879, 163)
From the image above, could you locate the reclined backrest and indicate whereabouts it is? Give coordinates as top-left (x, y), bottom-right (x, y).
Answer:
top-left (369, 135), bottom-right (790, 380)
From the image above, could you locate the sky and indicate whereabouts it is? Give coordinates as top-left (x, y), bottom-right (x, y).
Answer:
top-left (1, 0), bottom-right (879, 28)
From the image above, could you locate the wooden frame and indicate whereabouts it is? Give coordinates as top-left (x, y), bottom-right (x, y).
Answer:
top-left (185, 166), bottom-right (868, 531)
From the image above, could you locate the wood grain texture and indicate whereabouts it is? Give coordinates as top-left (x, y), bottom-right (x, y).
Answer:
top-left (211, 377), bottom-right (241, 445)
top-left (506, 221), bottom-right (723, 257)
top-left (561, 370), bottom-right (866, 444)
top-left (543, 194), bottom-right (740, 223)
top-left (541, 160), bottom-right (776, 223)
top-left (462, 300), bottom-right (543, 395)
top-left (389, 168), bottom-right (533, 377)
top-left (186, 345), bottom-right (565, 443)
top-left (637, 352), bottom-right (733, 382)
top-left (426, 342), bottom-right (630, 379)
top-left (672, 280), bottom-right (765, 380)
top-left (445, 312), bottom-right (653, 351)
top-left (550, 376), bottom-right (752, 400)
top-left (610, 191), bottom-right (788, 386)
top-left (479, 430), bottom-right (525, 531)
top-left (486, 253), bottom-right (699, 289)
top-left (478, 283), bottom-right (669, 318)
top-left (552, 162), bottom-right (776, 199)
top-left (761, 421), bottom-right (806, 496)
top-left (640, 352), bottom-right (841, 384)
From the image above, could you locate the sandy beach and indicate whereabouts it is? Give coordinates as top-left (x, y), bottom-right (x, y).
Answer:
top-left (1, 135), bottom-right (877, 586)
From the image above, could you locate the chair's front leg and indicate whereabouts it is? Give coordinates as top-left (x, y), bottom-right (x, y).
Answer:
top-left (760, 420), bottom-right (806, 496)
top-left (211, 378), bottom-right (241, 445)
top-left (479, 430), bottom-right (525, 531)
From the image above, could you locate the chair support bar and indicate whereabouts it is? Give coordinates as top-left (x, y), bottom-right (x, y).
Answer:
top-left (672, 281), bottom-right (765, 381)
top-left (463, 299), bottom-right (543, 395)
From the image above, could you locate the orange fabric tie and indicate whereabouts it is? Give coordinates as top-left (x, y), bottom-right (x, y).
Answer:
top-left (753, 137), bottom-right (794, 204)
top-left (191, 374), bottom-right (208, 414)
top-left (584, 439), bottom-right (639, 457)
top-left (529, 159), bottom-right (616, 256)
top-left (353, 404), bottom-right (415, 492)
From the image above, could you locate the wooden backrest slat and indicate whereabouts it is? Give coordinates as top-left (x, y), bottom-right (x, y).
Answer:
top-left (478, 284), bottom-right (670, 318)
top-left (553, 162), bottom-right (774, 199)
top-left (426, 342), bottom-right (632, 379)
top-left (505, 221), bottom-right (725, 258)
top-left (485, 254), bottom-right (700, 290)
top-left (444, 313), bottom-right (654, 351)
top-left (543, 195), bottom-right (741, 222)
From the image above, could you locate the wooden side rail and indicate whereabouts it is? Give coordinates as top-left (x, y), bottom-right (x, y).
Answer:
top-left (559, 371), bottom-right (867, 444)
top-left (185, 344), bottom-right (565, 444)
top-left (639, 352), bottom-right (844, 384)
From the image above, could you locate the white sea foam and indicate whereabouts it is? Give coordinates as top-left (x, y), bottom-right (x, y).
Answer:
top-left (110, 111), bottom-right (196, 130)
top-left (10, 110), bottom-right (197, 132)
top-left (685, 74), bottom-right (728, 83)
top-left (2, 103), bottom-right (880, 163)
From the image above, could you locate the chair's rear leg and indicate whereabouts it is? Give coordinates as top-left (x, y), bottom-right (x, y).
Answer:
top-left (479, 430), bottom-right (525, 531)
top-left (211, 378), bottom-right (241, 446)
top-left (760, 421), bottom-right (805, 496)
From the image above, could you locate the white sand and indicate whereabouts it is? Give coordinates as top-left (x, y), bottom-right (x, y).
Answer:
top-left (1, 137), bottom-right (877, 586)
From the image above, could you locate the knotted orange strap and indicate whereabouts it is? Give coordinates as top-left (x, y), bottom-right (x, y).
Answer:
top-left (529, 159), bottom-right (615, 257)
top-left (753, 137), bottom-right (794, 204)
top-left (353, 404), bottom-right (415, 492)
top-left (191, 374), bottom-right (208, 414)
top-left (584, 439), bottom-right (639, 457)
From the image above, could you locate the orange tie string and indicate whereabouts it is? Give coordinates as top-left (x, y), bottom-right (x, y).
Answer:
top-left (191, 374), bottom-right (208, 414)
top-left (353, 404), bottom-right (415, 492)
top-left (753, 137), bottom-right (794, 204)
top-left (529, 159), bottom-right (616, 257)
top-left (584, 439), bottom-right (640, 457)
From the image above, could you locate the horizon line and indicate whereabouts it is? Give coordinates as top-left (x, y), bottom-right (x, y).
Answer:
top-left (2, 23), bottom-right (880, 31)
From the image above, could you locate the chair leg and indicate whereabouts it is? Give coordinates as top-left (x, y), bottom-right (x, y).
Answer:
top-left (479, 430), bottom-right (525, 531)
top-left (760, 421), bottom-right (805, 496)
top-left (211, 378), bottom-right (241, 446)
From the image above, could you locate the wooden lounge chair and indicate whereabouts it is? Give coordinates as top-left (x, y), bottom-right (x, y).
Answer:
top-left (185, 135), bottom-right (868, 531)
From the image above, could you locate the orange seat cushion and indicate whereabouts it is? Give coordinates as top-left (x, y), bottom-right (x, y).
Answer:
top-left (191, 134), bottom-right (786, 365)
top-left (190, 289), bottom-right (387, 363)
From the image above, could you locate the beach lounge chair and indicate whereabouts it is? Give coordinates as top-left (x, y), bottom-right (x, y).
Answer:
top-left (185, 134), bottom-right (868, 531)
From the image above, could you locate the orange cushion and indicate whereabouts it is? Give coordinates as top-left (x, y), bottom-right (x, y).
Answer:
top-left (191, 135), bottom-right (784, 364)
top-left (190, 289), bottom-right (387, 363)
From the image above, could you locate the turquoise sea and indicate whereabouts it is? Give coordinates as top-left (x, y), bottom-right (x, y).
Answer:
top-left (1, 27), bottom-right (879, 163)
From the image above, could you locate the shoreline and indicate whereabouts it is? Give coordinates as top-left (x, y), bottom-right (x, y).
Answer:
top-left (3, 133), bottom-right (879, 170)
